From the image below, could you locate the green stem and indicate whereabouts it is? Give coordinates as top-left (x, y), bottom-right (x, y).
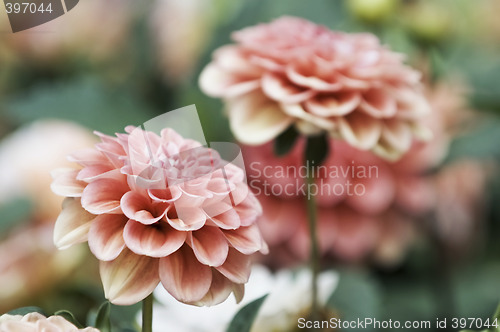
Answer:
top-left (142, 293), bottom-right (153, 332)
top-left (306, 167), bottom-right (320, 326)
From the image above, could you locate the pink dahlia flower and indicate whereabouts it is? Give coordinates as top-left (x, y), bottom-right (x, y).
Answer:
top-left (0, 312), bottom-right (99, 332)
top-left (51, 127), bottom-right (267, 306)
top-left (200, 16), bottom-right (430, 160)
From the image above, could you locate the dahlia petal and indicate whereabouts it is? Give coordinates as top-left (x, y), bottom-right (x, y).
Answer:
top-left (51, 168), bottom-right (85, 197)
top-left (207, 208), bottom-right (241, 230)
top-left (148, 186), bottom-right (182, 203)
top-left (360, 89), bottom-right (397, 118)
top-left (68, 148), bottom-right (109, 166)
top-left (166, 205), bottom-right (206, 231)
top-left (337, 112), bottom-right (382, 150)
top-left (189, 227), bottom-right (229, 267)
top-left (123, 220), bottom-right (186, 257)
top-left (281, 103), bottom-right (336, 131)
top-left (159, 246), bottom-right (212, 304)
top-left (232, 283), bottom-right (245, 304)
top-left (261, 73), bottom-right (316, 104)
top-left (53, 198), bottom-right (95, 249)
top-left (286, 64), bottom-right (342, 91)
top-left (81, 176), bottom-right (128, 214)
top-left (199, 63), bottom-right (260, 98)
top-left (228, 90), bottom-right (293, 145)
top-left (195, 270), bottom-right (234, 306)
top-left (223, 224), bottom-right (265, 255)
top-left (121, 191), bottom-right (167, 225)
top-left (88, 214), bottom-right (127, 261)
top-left (214, 45), bottom-right (262, 76)
top-left (305, 92), bottom-right (360, 117)
top-left (100, 249), bottom-right (160, 305)
top-left (372, 120), bottom-right (413, 161)
top-left (215, 249), bottom-right (251, 284)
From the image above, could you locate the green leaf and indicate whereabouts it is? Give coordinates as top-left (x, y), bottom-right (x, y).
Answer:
top-left (226, 295), bottom-right (268, 332)
top-left (95, 301), bottom-right (111, 332)
top-left (54, 310), bottom-right (84, 328)
top-left (7, 306), bottom-right (45, 316)
top-left (274, 125), bottom-right (299, 156)
top-left (304, 133), bottom-right (329, 167)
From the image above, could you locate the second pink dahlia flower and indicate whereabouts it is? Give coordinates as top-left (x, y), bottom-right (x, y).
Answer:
top-left (200, 16), bottom-right (431, 160)
top-left (51, 126), bottom-right (267, 306)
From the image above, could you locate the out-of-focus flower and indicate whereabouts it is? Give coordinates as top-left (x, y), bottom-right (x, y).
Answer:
top-left (0, 224), bottom-right (87, 313)
top-left (200, 16), bottom-right (430, 160)
top-left (52, 127), bottom-right (267, 306)
top-left (0, 312), bottom-right (99, 331)
top-left (347, 0), bottom-right (399, 24)
top-left (147, 265), bottom-right (338, 332)
top-left (243, 80), bottom-right (486, 266)
top-left (0, 120), bottom-right (96, 222)
top-left (150, 0), bottom-right (216, 84)
top-left (402, 1), bottom-right (453, 45)
top-left (2, 0), bottom-right (133, 63)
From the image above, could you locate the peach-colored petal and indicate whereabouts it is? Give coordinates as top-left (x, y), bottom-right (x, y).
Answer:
top-left (195, 270), bottom-right (234, 306)
top-left (337, 112), bottom-right (382, 150)
top-left (215, 249), bottom-right (251, 284)
top-left (165, 205), bottom-right (206, 231)
top-left (359, 89), bottom-right (397, 118)
top-left (51, 168), bottom-right (86, 197)
top-left (76, 164), bottom-right (115, 181)
top-left (88, 214), bottom-right (127, 261)
top-left (68, 148), bottom-right (109, 166)
top-left (199, 63), bottom-right (260, 98)
top-left (228, 90), bottom-right (293, 145)
top-left (207, 208), bottom-right (241, 230)
top-left (54, 198), bottom-right (95, 249)
top-left (81, 176), bottom-right (128, 214)
top-left (223, 224), bottom-right (265, 255)
top-left (189, 226), bottom-right (229, 267)
top-left (123, 220), bottom-right (186, 257)
top-left (159, 246), bottom-right (212, 304)
top-left (305, 92), bottom-right (360, 117)
top-left (286, 63), bottom-right (342, 91)
top-left (100, 249), bottom-right (160, 305)
top-left (261, 73), bottom-right (316, 104)
top-left (121, 190), bottom-right (168, 225)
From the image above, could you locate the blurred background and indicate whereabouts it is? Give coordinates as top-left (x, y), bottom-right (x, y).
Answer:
top-left (0, 0), bottom-right (499, 331)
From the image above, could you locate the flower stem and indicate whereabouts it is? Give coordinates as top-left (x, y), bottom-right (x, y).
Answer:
top-left (142, 294), bottom-right (153, 332)
top-left (306, 166), bottom-right (320, 326)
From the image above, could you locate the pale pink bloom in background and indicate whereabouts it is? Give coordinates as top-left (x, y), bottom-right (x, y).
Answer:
top-left (0, 120), bottom-right (96, 222)
top-left (0, 312), bottom-right (99, 332)
top-left (200, 16), bottom-right (430, 160)
top-left (0, 225), bottom-right (88, 313)
top-left (243, 80), bottom-right (486, 266)
top-left (52, 127), bottom-right (267, 306)
top-left (0, 0), bottom-right (133, 62)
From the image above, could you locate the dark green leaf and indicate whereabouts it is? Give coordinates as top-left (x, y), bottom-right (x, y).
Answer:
top-left (95, 301), bottom-right (111, 332)
top-left (226, 294), bottom-right (268, 332)
top-left (7, 306), bottom-right (45, 316)
top-left (304, 133), bottom-right (329, 167)
top-left (274, 125), bottom-right (299, 156)
top-left (54, 310), bottom-right (84, 328)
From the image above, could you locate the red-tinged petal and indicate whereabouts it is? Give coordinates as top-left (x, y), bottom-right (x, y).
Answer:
top-left (189, 227), bottom-right (229, 267)
top-left (337, 112), bottom-right (382, 150)
top-left (215, 249), bottom-right (251, 284)
top-left (223, 224), bottom-right (264, 255)
top-left (159, 246), bottom-right (212, 304)
top-left (195, 270), bottom-right (234, 306)
top-left (53, 198), bottom-right (95, 249)
top-left (261, 73), bottom-right (316, 104)
top-left (165, 205), bottom-right (206, 231)
top-left (88, 214), bottom-right (127, 261)
top-left (286, 63), bottom-right (342, 91)
top-left (100, 249), bottom-right (160, 305)
top-left (305, 92), bottom-right (360, 117)
top-left (76, 165), bottom-right (115, 182)
top-left (124, 220), bottom-right (186, 257)
top-left (121, 191), bottom-right (167, 225)
top-left (359, 89), bottom-right (397, 118)
top-left (148, 186), bottom-right (181, 203)
top-left (81, 176), bottom-right (128, 214)
top-left (51, 168), bottom-right (86, 197)
top-left (227, 90), bottom-right (293, 145)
